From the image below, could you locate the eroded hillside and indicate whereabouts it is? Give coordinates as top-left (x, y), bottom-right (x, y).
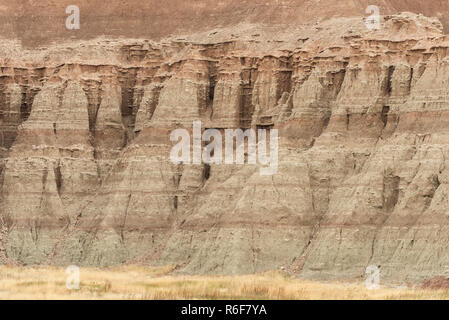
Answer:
top-left (1, 3), bottom-right (449, 283)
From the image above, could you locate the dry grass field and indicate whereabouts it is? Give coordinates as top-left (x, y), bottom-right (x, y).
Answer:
top-left (0, 265), bottom-right (447, 300)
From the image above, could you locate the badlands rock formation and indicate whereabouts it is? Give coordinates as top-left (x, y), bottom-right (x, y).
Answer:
top-left (2, 1), bottom-right (449, 283)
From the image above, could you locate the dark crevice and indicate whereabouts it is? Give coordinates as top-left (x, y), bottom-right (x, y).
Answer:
top-left (118, 67), bottom-right (139, 142)
top-left (122, 131), bottom-right (129, 150)
top-left (276, 56), bottom-right (293, 103)
top-left (423, 174), bottom-right (441, 212)
top-left (408, 67), bottom-right (414, 94)
top-left (325, 68), bottom-right (347, 97)
top-left (381, 106), bottom-right (390, 127)
top-left (0, 85), bottom-right (7, 123)
top-left (385, 66), bottom-right (395, 96)
top-left (382, 175), bottom-right (400, 213)
top-left (309, 137), bottom-right (316, 148)
top-left (203, 164), bottom-right (211, 181)
top-left (239, 58), bottom-right (258, 128)
top-left (174, 196), bottom-right (178, 210)
top-left (80, 79), bottom-right (102, 137)
top-left (209, 75), bottom-right (216, 104)
top-left (20, 86), bottom-right (40, 122)
top-left (173, 164), bottom-right (183, 188)
top-left (433, 174), bottom-right (441, 190)
top-left (54, 161), bottom-right (62, 198)
top-left (0, 85), bottom-right (21, 149)
top-left (322, 114), bottom-right (330, 131)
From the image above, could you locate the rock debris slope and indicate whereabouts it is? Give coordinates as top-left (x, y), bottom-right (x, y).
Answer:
top-left (1, 3), bottom-right (449, 283)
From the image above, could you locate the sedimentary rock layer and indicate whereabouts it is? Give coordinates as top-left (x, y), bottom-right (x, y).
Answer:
top-left (1, 6), bottom-right (449, 283)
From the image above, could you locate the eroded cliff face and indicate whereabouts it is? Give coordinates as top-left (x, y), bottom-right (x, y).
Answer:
top-left (2, 10), bottom-right (449, 283)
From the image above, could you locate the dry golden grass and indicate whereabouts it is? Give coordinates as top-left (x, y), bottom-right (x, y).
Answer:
top-left (0, 265), bottom-right (448, 299)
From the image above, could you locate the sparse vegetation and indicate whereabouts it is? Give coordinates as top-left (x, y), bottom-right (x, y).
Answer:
top-left (0, 265), bottom-right (447, 300)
